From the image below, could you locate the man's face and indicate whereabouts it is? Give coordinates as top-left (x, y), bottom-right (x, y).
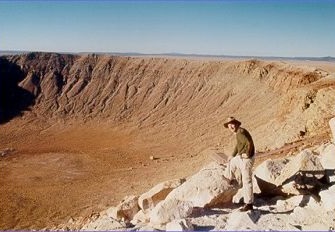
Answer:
top-left (228, 123), bottom-right (238, 133)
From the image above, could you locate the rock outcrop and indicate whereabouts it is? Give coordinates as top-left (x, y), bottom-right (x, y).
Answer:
top-left (329, 117), bottom-right (335, 143)
top-left (138, 178), bottom-right (185, 211)
top-left (255, 149), bottom-right (325, 196)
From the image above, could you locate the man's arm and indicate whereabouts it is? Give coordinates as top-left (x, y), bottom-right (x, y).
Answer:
top-left (239, 131), bottom-right (253, 158)
top-left (231, 144), bottom-right (238, 157)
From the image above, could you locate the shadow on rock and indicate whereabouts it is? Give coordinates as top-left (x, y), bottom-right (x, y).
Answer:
top-left (191, 207), bottom-right (231, 218)
top-left (0, 58), bottom-right (35, 124)
top-left (193, 225), bottom-right (215, 231)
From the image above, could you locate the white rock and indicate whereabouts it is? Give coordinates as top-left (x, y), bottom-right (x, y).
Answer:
top-left (255, 150), bottom-right (324, 196)
top-left (254, 158), bottom-right (288, 194)
top-left (275, 195), bottom-right (319, 212)
top-left (131, 210), bottom-right (149, 225)
top-left (319, 143), bottom-right (335, 183)
top-left (302, 222), bottom-right (330, 231)
top-left (136, 224), bottom-right (160, 231)
top-left (319, 143), bottom-right (335, 170)
top-left (138, 178), bottom-right (185, 211)
top-left (275, 149), bottom-right (324, 186)
top-left (255, 158), bottom-right (288, 185)
top-left (81, 216), bottom-right (127, 231)
top-left (314, 142), bottom-right (329, 155)
top-left (166, 219), bottom-right (194, 231)
top-left (329, 117), bottom-right (335, 144)
top-left (290, 204), bottom-right (324, 225)
top-left (166, 162), bottom-right (238, 207)
top-left (281, 181), bottom-right (301, 195)
top-left (319, 185), bottom-right (335, 211)
top-left (149, 198), bottom-right (193, 226)
top-left (224, 210), bottom-right (260, 230)
top-left (106, 195), bottom-right (139, 221)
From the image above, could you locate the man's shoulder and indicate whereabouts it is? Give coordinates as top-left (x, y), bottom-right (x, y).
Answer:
top-left (238, 127), bottom-right (252, 137)
top-left (238, 127), bottom-right (247, 133)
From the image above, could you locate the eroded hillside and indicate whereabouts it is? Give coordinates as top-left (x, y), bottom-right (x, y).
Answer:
top-left (1, 53), bottom-right (334, 150)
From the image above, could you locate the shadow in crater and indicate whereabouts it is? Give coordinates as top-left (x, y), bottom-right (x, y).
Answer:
top-left (0, 57), bottom-right (35, 124)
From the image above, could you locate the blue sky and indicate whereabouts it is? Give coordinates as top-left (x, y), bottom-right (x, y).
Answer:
top-left (0, 0), bottom-right (334, 57)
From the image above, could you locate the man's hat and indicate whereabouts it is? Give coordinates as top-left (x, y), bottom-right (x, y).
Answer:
top-left (224, 117), bottom-right (241, 128)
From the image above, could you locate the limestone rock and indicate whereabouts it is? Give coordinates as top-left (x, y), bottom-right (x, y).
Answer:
top-left (131, 210), bottom-right (149, 225)
top-left (255, 149), bottom-right (325, 196)
top-left (106, 195), bottom-right (139, 221)
top-left (302, 223), bottom-right (331, 231)
top-left (166, 219), bottom-right (194, 231)
top-left (148, 162), bottom-right (238, 227)
top-left (319, 143), bottom-right (335, 183)
top-left (319, 143), bottom-right (335, 170)
top-left (138, 178), bottom-right (185, 211)
top-left (81, 216), bottom-right (127, 231)
top-left (165, 162), bottom-right (238, 208)
top-left (329, 117), bottom-right (335, 143)
top-left (136, 224), bottom-right (160, 231)
top-left (254, 158), bottom-right (289, 195)
top-left (224, 210), bottom-right (261, 230)
top-left (275, 195), bottom-right (319, 212)
top-left (319, 185), bottom-right (335, 211)
top-left (275, 149), bottom-right (324, 186)
top-left (254, 158), bottom-right (289, 185)
top-left (149, 198), bottom-right (193, 227)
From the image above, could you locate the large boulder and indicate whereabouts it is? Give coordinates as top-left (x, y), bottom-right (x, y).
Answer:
top-left (275, 149), bottom-right (324, 186)
top-left (149, 198), bottom-right (193, 228)
top-left (106, 195), bottom-right (139, 222)
top-left (330, 117), bottom-right (335, 144)
top-left (131, 210), bottom-right (149, 225)
top-left (254, 158), bottom-right (289, 195)
top-left (148, 162), bottom-right (237, 227)
top-left (138, 178), bottom-right (185, 211)
top-left (224, 210), bottom-right (261, 230)
top-left (166, 219), bottom-right (194, 231)
top-left (319, 143), bottom-right (335, 169)
top-left (255, 149), bottom-right (325, 196)
top-left (319, 185), bottom-right (335, 211)
top-left (165, 162), bottom-right (238, 207)
top-left (319, 143), bottom-right (335, 183)
top-left (81, 215), bottom-right (127, 231)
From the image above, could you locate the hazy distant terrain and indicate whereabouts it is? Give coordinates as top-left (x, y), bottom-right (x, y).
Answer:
top-left (1, 50), bottom-right (335, 62)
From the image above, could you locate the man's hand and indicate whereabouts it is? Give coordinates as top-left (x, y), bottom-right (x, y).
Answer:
top-left (241, 153), bottom-right (249, 159)
top-left (227, 155), bottom-right (233, 162)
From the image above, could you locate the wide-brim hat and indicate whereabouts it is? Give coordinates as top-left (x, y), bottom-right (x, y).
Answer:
top-left (224, 117), bottom-right (241, 128)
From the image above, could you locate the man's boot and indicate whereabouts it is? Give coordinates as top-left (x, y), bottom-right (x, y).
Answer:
top-left (239, 203), bottom-right (253, 212)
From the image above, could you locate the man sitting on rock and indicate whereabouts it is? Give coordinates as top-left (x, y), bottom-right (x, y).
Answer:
top-left (224, 117), bottom-right (255, 212)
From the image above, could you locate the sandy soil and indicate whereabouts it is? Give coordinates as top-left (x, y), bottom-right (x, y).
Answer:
top-left (0, 120), bottom-right (207, 229)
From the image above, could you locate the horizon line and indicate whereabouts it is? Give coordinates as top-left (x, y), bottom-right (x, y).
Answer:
top-left (1, 49), bottom-right (335, 60)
